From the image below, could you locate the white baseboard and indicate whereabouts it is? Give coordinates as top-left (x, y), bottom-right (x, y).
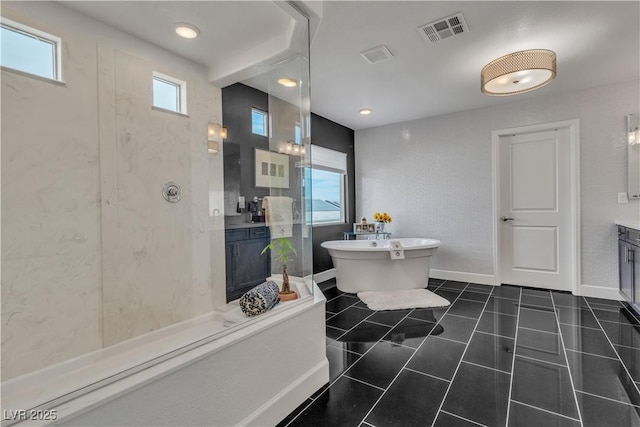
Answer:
top-left (242, 359), bottom-right (329, 427)
top-left (313, 268), bottom-right (336, 284)
top-left (577, 284), bottom-right (623, 301)
top-left (430, 271), bottom-right (623, 301)
top-left (430, 269), bottom-right (499, 286)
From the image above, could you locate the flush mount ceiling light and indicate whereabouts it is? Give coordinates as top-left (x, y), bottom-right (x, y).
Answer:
top-left (359, 108), bottom-right (372, 115)
top-left (175, 23), bottom-right (200, 39)
top-left (277, 78), bottom-right (298, 88)
top-left (481, 49), bottom-right (556, 96)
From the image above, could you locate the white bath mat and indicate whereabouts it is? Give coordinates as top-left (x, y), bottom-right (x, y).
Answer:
top-left (357, 289), bottom-right (450, 311)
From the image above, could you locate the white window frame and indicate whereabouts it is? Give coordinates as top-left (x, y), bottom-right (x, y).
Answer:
top-left (152, 71), bottom-right (187, 114)
top-left (0, 17), bottom-right (62, 82)
top-left (251, 108), bottom-right (269, 137)
top-left (306, 145), bottom-right (348, 226)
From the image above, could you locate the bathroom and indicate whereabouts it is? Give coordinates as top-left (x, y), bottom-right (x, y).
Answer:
top-left (2, 1), bottom-right (640, 426)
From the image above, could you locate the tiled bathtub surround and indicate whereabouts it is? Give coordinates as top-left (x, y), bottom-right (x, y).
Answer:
top-left (280, 280), bottom-right (640, 427)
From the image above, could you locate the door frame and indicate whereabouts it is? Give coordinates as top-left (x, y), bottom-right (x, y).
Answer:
top-left (492, 119), bottom-right (581, 294)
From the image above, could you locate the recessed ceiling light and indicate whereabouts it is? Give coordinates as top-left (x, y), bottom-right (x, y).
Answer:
top-left (277, 78), bottom-right (298, 88)
top-left (359, 108), bottom-right (372, 115)
top-left (175, 23), bottom-right (200, 39)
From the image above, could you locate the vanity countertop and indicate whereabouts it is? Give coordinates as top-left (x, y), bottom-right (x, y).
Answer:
top-left (615, 219), bottom-right (640, 231)
top-left (225, 222), bottom-right (268, 230)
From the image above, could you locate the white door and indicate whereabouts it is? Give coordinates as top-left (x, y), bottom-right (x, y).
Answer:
top-left (499, 127), bottom-right (573, 291)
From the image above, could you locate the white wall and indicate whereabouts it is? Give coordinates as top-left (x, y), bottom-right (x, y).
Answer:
top-left (355, 80), bottom-right (640, 295)
top-left (1, 2), bottom-right (226, 379)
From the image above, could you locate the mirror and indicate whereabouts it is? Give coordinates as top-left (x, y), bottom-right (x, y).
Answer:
top-left (628, 113), bottom-right (640, 198)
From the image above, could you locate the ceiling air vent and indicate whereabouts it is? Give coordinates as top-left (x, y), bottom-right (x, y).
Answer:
top-left (360, 45), bottom-right (393, 64)
top-left (417, 12), bottom-right (469, 44)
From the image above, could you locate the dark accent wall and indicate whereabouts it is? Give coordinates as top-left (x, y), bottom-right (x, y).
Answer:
top-left (221, 83), bottom-right (356, 275)
top-left (222, 83), bottom-right (271, 209)
top-left (310, 113), bottom-right (355, 274)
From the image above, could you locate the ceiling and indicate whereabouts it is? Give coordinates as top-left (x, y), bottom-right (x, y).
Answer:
top-left (310, 1), bottom-right (640, 129)
top-left (63, 1), bottom-right (304, 86)
top-left (63, 1), bottom-right (639, 131)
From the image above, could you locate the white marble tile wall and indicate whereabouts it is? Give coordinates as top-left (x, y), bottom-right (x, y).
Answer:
top-left (1, 3), bottom-right (225, 379)
top-left (355, 79), bottom-right (640, 290)
top-left (101, 50), bottom-right (224, 345)
top-left (1, 10), bottom-right (103, 380)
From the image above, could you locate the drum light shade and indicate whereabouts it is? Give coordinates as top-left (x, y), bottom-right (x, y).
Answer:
top-left (481, 49), bottom-right (556, 96)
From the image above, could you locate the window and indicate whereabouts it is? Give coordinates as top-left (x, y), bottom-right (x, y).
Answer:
top-left (0, 18), bottom-right (61, 81)
top-left (152, 71), bottom-right (187, 114)
top-left (305, 146), bottom-right (347, 225)
top-left (305, 169), bottom-right (345, 225)
top-left (294, 122), bottom-right (302, 145)
top-left (252, 108), bottom-right (268, 136)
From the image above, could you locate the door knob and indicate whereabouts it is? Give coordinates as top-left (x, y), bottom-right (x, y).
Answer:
top-left (501, 216), bottom-right (515, 222)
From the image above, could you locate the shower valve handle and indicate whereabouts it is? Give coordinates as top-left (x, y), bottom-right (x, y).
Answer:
top-left (162, 182), bottom-right (182, 203)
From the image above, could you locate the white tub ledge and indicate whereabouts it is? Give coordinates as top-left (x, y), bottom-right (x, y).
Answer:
top-left (5, 281), bottom-right (328, 427)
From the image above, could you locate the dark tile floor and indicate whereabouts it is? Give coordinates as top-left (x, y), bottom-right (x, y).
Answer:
top-left (279, 279), bottom-right (640, 427)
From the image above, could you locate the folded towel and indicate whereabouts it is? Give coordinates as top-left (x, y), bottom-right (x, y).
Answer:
top-left (262, 196), bottom-right (293, 238)
top-left (239, 281), bottom-right (280, 317)
top-left (222, 306), bottom-right (250, 325)
top-left (389, 240), bottom-right (405, 260)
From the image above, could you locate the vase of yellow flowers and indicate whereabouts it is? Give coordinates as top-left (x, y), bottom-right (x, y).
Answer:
top-left (373, 212), bottom-right (392, 233)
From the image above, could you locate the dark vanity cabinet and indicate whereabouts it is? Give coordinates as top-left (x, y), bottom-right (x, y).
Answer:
top-left (225, 226), bottom-right (271, 302)
top-left (618, 225), bottom-right (640, 315)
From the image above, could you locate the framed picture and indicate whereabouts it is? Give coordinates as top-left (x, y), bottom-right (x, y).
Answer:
top-left (353, 223), bottom-right (377, 233)
top-left (255, 148), bottom-right (289, 189)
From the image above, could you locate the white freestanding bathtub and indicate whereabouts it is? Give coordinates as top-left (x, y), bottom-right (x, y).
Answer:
top-left (321, 238), bottom-right (441, 293)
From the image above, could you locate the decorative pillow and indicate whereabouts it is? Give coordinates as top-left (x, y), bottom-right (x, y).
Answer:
top-left (239, 281), bottom-right (280, 317)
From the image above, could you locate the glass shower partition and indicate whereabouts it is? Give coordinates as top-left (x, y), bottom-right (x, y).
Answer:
top-left (223, 16), bottom-right (313, 300)
top-left (1, 0), bottom-right (313, 417)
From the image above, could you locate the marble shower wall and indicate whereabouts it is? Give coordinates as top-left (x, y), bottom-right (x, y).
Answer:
top-left (100, 49), bottom-right (224, 345)
top-left (1, 3), bottom-right (225, 379)
top-left (1, 10), bottom-right (103, 381)
top-left (355, 79), bottom-right (640, 292)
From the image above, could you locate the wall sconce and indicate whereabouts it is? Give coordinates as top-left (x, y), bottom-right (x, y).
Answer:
top-left (279, 141), bottom-right (305, 155)
top-left (628, 113), bottom-right (640, 198)
top-left (628, 114), bottom-right (639, 146)
top-left (208, 122), bottom-right (227, 154)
